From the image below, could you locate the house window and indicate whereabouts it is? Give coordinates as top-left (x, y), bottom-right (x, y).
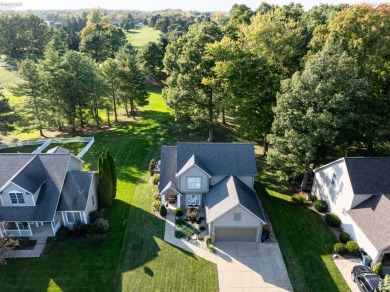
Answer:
top-left (9, 192), bottom-right (24, 204)
top-left (66, 212), bottom-right (82, 224)
top-left (187, 194), bottom-right (200, 206)
top-left (187, 177), bottom-right (201, 189)
top-left (233, 213), bottom-right (241, 221)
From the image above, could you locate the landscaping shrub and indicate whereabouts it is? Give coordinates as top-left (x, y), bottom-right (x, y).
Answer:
top-left (153, 201), bottom-right (162, 212)
top-left (197, 235), bottom-right (204, 241)
top-left (309, 194), bottom-right (317, 202)
top-left (149, 158), bottom-right (155, 176)
top-left (93, 218), bottom-right (110, 233)
top-left (87, 233), bottom-right (106, 245)
top-left (199, 226), bottom-right (206, 231)
top-left (205, 236), bottom-right (212, 246)
top-left (346, 241), bottom-right (360, 255)
top-left (174, 208), bottom-right (183, 217)
top-left (199, 216), bottom-right (204, 221)
top-left (339, 232), bottom-right (351, 244)
top-left (89, 210), bottom-right (104, 223)
top-left (208, 246), bottom-right (216, 253)
top-left (73, 222), bottom-right (87, 236)
top-left (152, 174), bottom-right (160, 185)
top-left (373, 262), bottom-right (383, 277)
top-left (16, 237), bottom-right (30, 247)
top-left (291, 193), bottom-right (306, 205)
top-left (159, 204), bottom-right (167, 217)
top-left (314, 200), bottom-right (328, 212)
top-left (56, 226), bottom-right (70, 241)
top-left (325, 212), bottom-right (341, 227)
top-left (334, 243), bottom-right (346, 255)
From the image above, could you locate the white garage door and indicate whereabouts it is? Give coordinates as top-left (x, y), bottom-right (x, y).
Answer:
top-left (215, 228), bottom-right (257, 242)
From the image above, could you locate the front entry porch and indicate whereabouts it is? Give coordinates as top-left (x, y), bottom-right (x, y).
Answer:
top-left (3, 221), bottom-right (61, 238)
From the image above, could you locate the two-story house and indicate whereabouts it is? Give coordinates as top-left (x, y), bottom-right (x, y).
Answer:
top-left (0, 146), bottom-right (98, 238)
top-left (159, 142), bottom-right (266, 243)
top-left (312, 157), bottom-right (390, 266)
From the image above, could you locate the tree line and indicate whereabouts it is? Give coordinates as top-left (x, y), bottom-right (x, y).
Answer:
top-left (0, 10), bottom-right (149, 135)
top-left (162, 3), bottom-right (390, 182)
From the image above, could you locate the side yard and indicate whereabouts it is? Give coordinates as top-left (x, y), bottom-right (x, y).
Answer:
top-left (256, 159), bottom-right (350, 291)
top-left (0, 87), bottom-right (218, 291)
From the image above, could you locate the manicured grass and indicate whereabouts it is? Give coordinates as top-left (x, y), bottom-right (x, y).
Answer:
top-left (256, 159), bottom-right (350, 292)
top-left (0, 55), bottom-right (20, 87)
top-left (126, 27), bottom-right (161, 48)
top-left (0, 86), bottom-right (218, 291)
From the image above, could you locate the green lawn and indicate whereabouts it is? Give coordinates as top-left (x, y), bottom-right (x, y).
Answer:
top-left (0, 55), bottom-right (20, 87)
top-left (256, 159), bottom-right (350, 292)
top-left (126, 27), bottom-right (161, 48)
top-left (0, 86), bottom-right (218, 292)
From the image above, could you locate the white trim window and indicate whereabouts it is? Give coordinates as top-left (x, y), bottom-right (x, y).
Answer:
top-left (9, 192), bottom-right (25, 204)
top-left (66, 212), bottom-right (82, 224)
top-left (187, 194), bottom-right (200, 206)
top-left (187, 177), bottom-right (201, 189)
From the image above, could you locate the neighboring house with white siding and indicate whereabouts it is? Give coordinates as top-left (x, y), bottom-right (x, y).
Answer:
top-left (158, 142), bottom-right (267, 243)
top-left (312, 157), bottom-right (390, 266)
top-left (0, 147), bottom-right (98, 239)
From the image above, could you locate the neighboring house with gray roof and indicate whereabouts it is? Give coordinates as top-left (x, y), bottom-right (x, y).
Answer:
top-left (312, 157), bottom-right (390, 266)
top-left (0, 147), bottom-right (98, 239)
top-left (159, 142), bottom-right (266, 243)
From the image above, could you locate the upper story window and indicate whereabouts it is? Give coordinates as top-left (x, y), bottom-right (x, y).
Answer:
top-left (10, 192), bottom-right (25, 204)
top-left (187, 177), bottom-right (201, 189)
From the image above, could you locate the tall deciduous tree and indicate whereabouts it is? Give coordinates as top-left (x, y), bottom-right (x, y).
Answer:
top-left (268, 43), bottom-right (370, 182)
top-left (116, 44), bottom-right (149, 119)
top-left (121, 13), bottom-right (135, 31)
top-left (163, 22), bottom-right (223, 141)
top-left (97, 150), bottom-right (116, 208)
top-left (242, 7), bottom-right (307, 78)
top-left (204, 37), bottom-right (278, 151)
top-left (12, 60), bottom-right (45, 136)
top-left (225, 4), bottom-right (253, 39)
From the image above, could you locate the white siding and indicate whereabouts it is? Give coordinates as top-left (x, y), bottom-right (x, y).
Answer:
top-left (178, 166), bottom-right (209, 193)
top-left (211, 205), bottom-right (262, 243)
top-left (213, 205), bottom-right (261, 227)
top-left (84, 173), bottom-right (98, 224)
top-left (67, 156), bottom-right (83, 172)
top-left (341, 213), bottom-right (379, 264)
top-left (312, 160), bottom-right (355, 215)
top-left (1, 183), bottom-right (35, 206)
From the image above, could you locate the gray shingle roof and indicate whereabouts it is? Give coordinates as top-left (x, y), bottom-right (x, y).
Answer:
top-left (58, 172), bottom-right (94, 211)
top-left (47, 146), bottom-right (70, 154)
top-left (0, 154), bottom-right (71, 221)
top-left (345, 158), bottom-right (390, 194)
top-left (176, 154), bottom-right (211, 177)
top-left (176, 143), bottom-right (257, 176)
top-left (0, 154), bottom-right (36, 189)
top-left (11, 156), bottom-right (46, 194)
top-left (159, 146), bottom-right (178, 193)
top-left (205, 176), bottom-right (266, 223)
top-left (348, 194), bottom-right (390, 250)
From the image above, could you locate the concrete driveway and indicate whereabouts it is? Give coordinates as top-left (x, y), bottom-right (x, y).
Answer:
top-left (214, 242), bottom-right (293, 292)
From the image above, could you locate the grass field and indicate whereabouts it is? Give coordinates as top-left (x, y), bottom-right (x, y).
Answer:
top-left (0, 86), bottom-right (218, 292)
top-left (126, 26), bottom-right (161, 48)
top-left (256, 160), bottom-right (350, 292)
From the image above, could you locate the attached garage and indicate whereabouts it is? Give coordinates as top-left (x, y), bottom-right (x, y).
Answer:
top-left (215, 228), bottom-right (257, 242)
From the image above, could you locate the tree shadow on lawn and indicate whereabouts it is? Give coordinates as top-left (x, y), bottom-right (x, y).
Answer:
top-left (255, 181), bottom-right (346, 291)
top-left (0, 202), bottom-right (167, 291)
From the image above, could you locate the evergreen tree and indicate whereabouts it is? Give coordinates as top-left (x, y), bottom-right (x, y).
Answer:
top-left (97, 150), bottom-right (116, 208)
